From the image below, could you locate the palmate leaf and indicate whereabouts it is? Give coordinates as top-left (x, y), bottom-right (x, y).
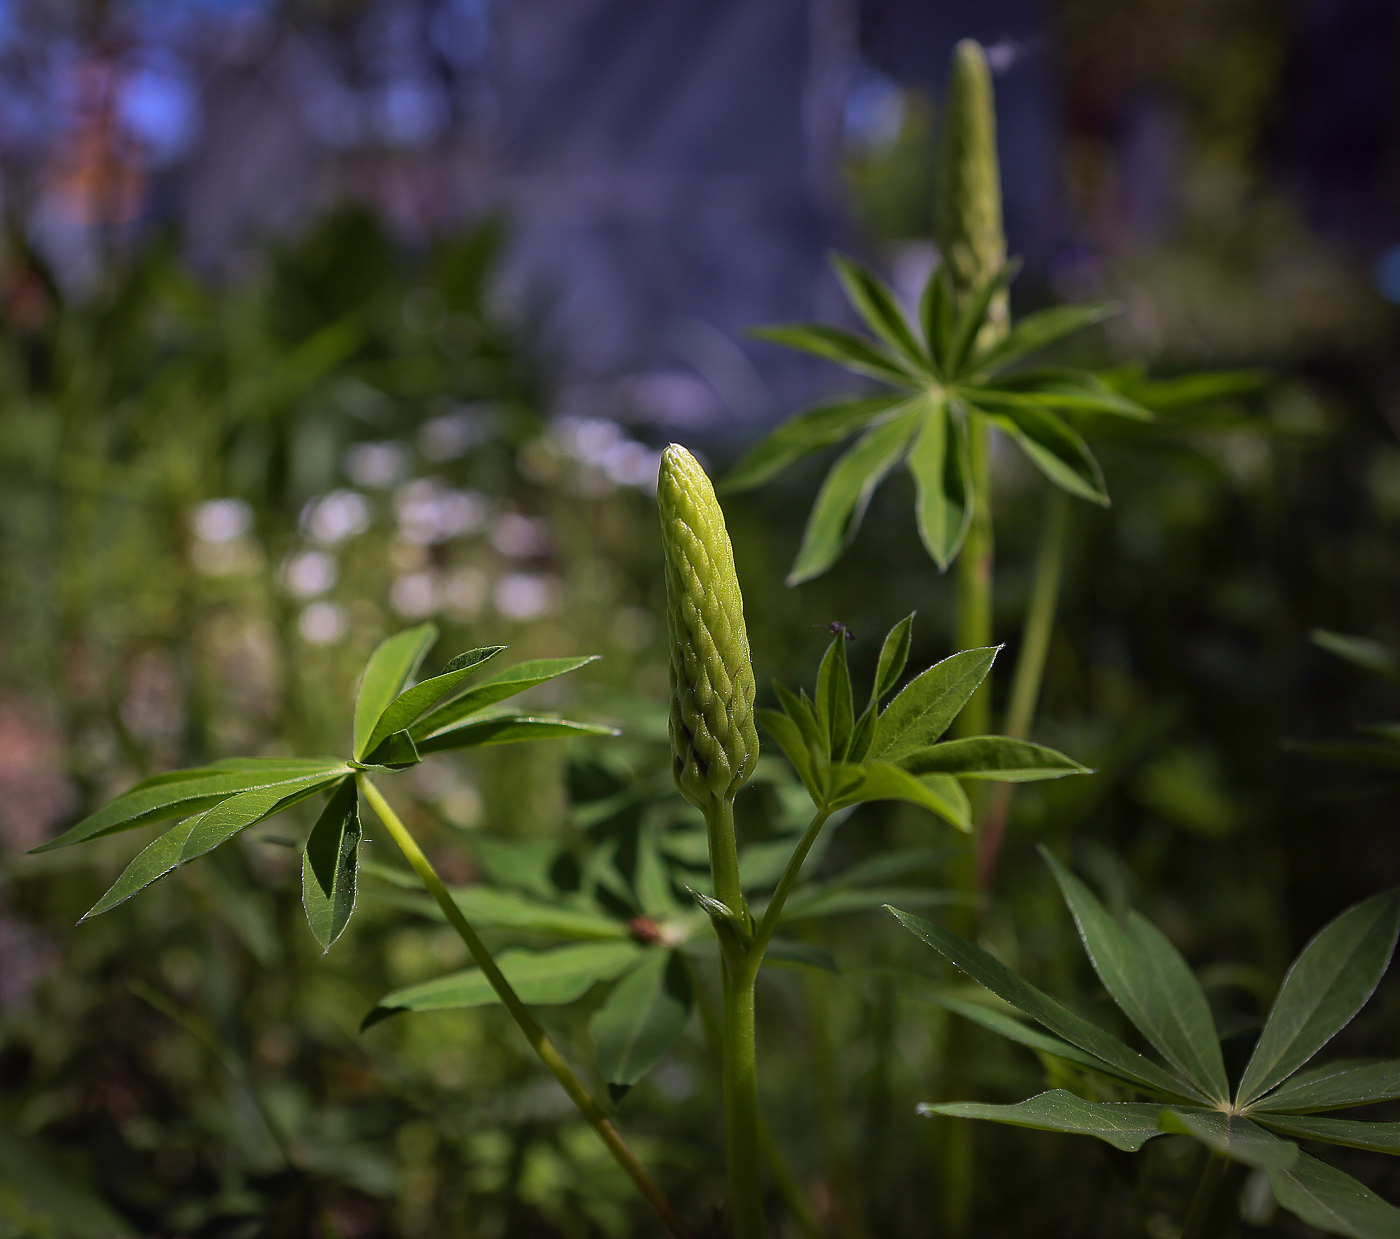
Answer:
top-left (829, 253), bottom-right (929, 372)
top-left (1236, 889), bottom-right (1400, 1107)
top-left (590, 949), bottom-right (692, 1097)
top-left (906, 400), bottom-right (973, 571)
top-left (301, 778), bottom-right (361, 950)
top-left (788, 405), bottom-right (923, 585)
top-left (976, 401), bottom-right (1110, 505)
top-left (354, 623), bottom-right (437, 759)
top-left (363, 940), bottom-right (644, 1028)
top-left (360, 645), bottom-right (504, 758)
top-left (1043, 850), bottom-right (1229, 1103)
top-left (32, 758), bottom-right (348, 852)
top-left (1268, 1151), bottom-right (1400, 1239)
top-left (888, 906), bottom-right (1204, 1100)
top-left (870, 646), bottom-right (999, 761)
top-left (919, 1090), bottom-right (1165, 1152)
top-left (410, 655), bottom-right (602, 738)
top-left (898, 736), bottom-right (1089, 781)
top-left (722, 395), bottom-right (902, 492)
top-left (747, 323), bottom-right (913, 385)
top-left (1256, 1060), bottom-right (1400, 1113)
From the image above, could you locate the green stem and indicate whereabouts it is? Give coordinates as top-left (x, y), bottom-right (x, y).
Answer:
top-left (1180, 1152), bottom-right (1231, 1239)
top-left (750, 808), bottom-right (831, 962)
top-left (721, 955), bottom-right (765, 1239)
top-left (952, 411), bottom-right (994, 741)
top-left (977, 486), bottom-right (1070, 889)
top-left (707, 795), bottom-right (746, 916)
top-left (356, 775), bottom-right (693, 1239)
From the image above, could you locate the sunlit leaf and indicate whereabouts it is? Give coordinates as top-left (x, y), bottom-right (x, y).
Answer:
top-left (748, 323), bottom-right (913, 385)
top-left (1256, 1060), bottom-right (1400, 1114)
top-left (354, 623), bottom-right (437, 759)
top-left (946, 264), bottom-right (1017, 376)
top-left (898, 736), bottom-right (1089, 782)
top-left (416, 712), bottom-right (618, 754)
top-left (591, 950), bottom-right (691, 1096)
top-left (787, 406), bottom-right (923, 585)
top-left (978, 368), bottom-right (1152, 420)
top-left (79, 815), bottom-right (203, 921)
top-left (888, 906), bottom-right (1201, 1099)
top-left (301, 778), bottom-right (361, 950)
top-left (1043, 850), bottom-right (1228, 1102)
top-left (976, 402), bottom-right (1110, 505)
top-left (179, 772), bottom-right (345, 863)
top-left (907, 400), bottom-right (973, 571)
top-left (1237, 890), bottom-right (1400, 1107)
top-left (829, 762), bottom-right (972, 830)
top-left (363, 941), bottom-right (644, 1027)
top-left (815, 629), bottom-right (854, 761)
top-left (870, 646), bottom-right (998, 761)
top-left (410, 656), bottom-right (602, 738)
top-left (871, 613), bottom-right (916, 708)
top-left (359, 645), bottom-right (504, 757)
top-left (830, 253), bottom-right (929, 371)
top-left (920, 1090), bottom-right (1166, 1152)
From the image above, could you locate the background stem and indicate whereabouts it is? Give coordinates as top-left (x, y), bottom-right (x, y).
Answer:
top-left (1180, 1152), bottom-right (1232, 1239)
top-left (977, 486), bottom-right (1071, 890)
top-left (356, 775), bottom-right (693, 1239)
top-left (805, 968), bottom-right (869, 1239)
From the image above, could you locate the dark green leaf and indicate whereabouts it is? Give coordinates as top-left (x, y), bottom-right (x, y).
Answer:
top-left (722, 396), bottom-right (903, 492)
top-left (364, 941), bottom-right (643, 1027)
top-left (907, 400), bottom-right (974, 570)
top-left (635, 825), bottom-right (681, 919)
top-left (416, 712), bottom-right (618, 754)
top-left (888, 906), bottom-right (1203, 1099)
top-left (32, 760), bottom-right (348, 853)
top-left (788, 407), bottom-right (923, 585)
top-left (898, 736), bottom-right (1090, 781)
top-left (179, 773), bottom-right (345, 862)
top-left (829, 762), bottom-right (972, 830)
top-left (591, 950), bottom-right (692, 1093)
top-left (870, 647), bottom-right (999, 761)
top-left (830, 253), bottom-right (929, 371)
top-left (1256, 1061), bottom-right (1400, 1114)
top-left (871, 612), bottom-right (916, 708)
top-left (816, 629), bottom-right (855, 761)
top-left (1043, 850), bottom-right (1228, 1102)
top-left (920, 1090), bottom-right (1165, 1152)
top-left (1269, 1151), bottom-right (1400, 1239)
top-left (411, 656), bottom-right (602, 738)
top-left (360, 646), bottom-right (505, 757)
top-left (1312, 630), bottom-right (1400, 682)
top-left (354, 623), bottom-right (437, 759)
top-left (0, 1127), bottom-right (135, 1239)
top-left (1158, 1110), bottom-right (1297, 1171)
top-left (926, 995), bottom-right (1119, 1076)
top-left (79, 815), bottom-right (203, 920)
top-left (301, 779), bottom-right (361, 950)
top-left (977, 402), bottom-right (1110, 505)
top-left (1256, 1115), bottom-right (1400, 1155)
top-left (1237, 890), bottom-right (1400, 1107)
top-left (748, 323), bottom-right (913, 385)
top-left (972, 302), bottom-right (1117, 375)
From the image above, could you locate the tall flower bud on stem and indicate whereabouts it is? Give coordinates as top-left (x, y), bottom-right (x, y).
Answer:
top-left (658, 444), bottom-right (765, 1239)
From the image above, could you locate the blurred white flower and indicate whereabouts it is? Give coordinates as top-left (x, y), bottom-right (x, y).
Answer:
top-left (494, 573), bottom-right (556, 621)
top-left (280, 550), bottom-right (337, 599)
top-left (345, 441), bottom-right (410, 489)
top-left (396, 479), bottom-right (488, 545)
top-left (419, 407), bottom-right (494, 461)
top-left (302, 490), bottom-right (372, 545)
top-left (298, 602), bottom-right (348, 645)
top-left (392, 571), bottom-right (440, 618)
top-left (443, 567), bottom-right (489, 620)
top-left (489, 512), bottom-right (548, 558)
top-left (192, 498), bottom-right (253, 543)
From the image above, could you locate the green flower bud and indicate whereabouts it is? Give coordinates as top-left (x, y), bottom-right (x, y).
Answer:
top-left (936, 39), bottom-right (1007, 336)
top-left (657, 444), bottom-right (759, 810)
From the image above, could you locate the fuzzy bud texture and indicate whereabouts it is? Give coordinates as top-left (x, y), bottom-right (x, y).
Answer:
top-left (657, 445), bottom-right (759, 810)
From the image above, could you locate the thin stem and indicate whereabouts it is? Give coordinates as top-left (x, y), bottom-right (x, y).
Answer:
top-left (1180, 1152), bottom-right (1231, 1239)
top-left (805, 968), bottom-right (869, 1239)
top-left (356, 775), bottom-right (693, 1239)
top-left (952, 410), bottom-right (994, 741)
top-left (750, 807), bottom-right (831, 963)
top-left (977, 486), bottom-right (1070, 890)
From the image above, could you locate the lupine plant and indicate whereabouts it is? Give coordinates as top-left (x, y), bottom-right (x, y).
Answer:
top-left (892, 855), bottom-right (1400, 1237)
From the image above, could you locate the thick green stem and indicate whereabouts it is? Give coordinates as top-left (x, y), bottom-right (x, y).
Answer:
top-left (706, 796), bottom-right (746, 917)
top-left (977, 486), bottom-right (1070, 889)
top-left (356, 775), bottom-right (693, 1239)
top-left (721, 956), bottom-right (765, 1239)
